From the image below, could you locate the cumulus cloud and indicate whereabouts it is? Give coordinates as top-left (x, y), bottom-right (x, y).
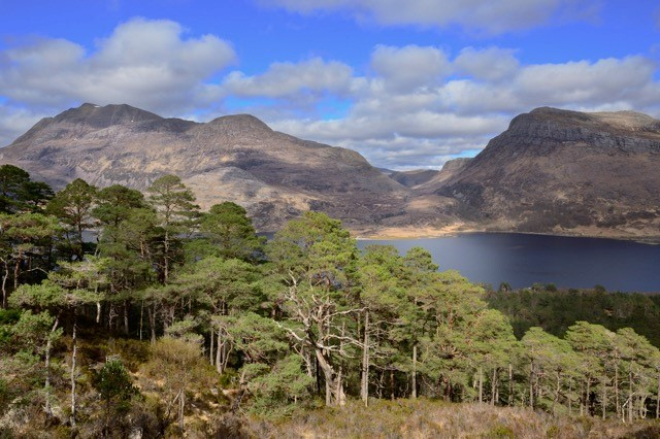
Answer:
top-left (0, 18), bottom-right (236, 114)
top-left (222, 58), bottom-right (353, 98)
top-left (514, 57), bottom-right (657, 105)
top-left (369, 45), bottom-right (452, 92)
top-left (2, 17), bottom-right (660, 170)
top-left (454, 47), bottom-right (519, 82)
top-left (260, 0), bottom-right (600, 34)
top-left (261, 48), bottom-right (660, 169)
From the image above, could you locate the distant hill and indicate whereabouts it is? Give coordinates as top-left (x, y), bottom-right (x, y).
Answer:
top-left (433, 107), bottom-right (660, 237)
top-left (0, 103), bottom-right (455, 232)
top-left (388, 169), bottom-right (440, 188)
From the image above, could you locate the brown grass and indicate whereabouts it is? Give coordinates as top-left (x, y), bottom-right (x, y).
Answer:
top-left (246, 399), bottom-right (660, 439)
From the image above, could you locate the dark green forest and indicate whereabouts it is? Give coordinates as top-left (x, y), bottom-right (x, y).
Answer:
top-left (1, 164), bottom-right (659, 438)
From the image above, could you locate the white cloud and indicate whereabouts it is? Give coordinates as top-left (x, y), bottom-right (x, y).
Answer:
top-left (222, 58), bottom-right (353, 98)
top-left (261, 0), bottom-right (600, 34)
top-left (454, 47), bottom-right (519, 82)
top-left (370, 45), bottom-right (452, 92)
top-left (0, 105), bottom-right (48, 147)
top-left (0, 18), bottom-right (236, 115)
top-left (260, 49), bottom-right (660, 169)
top-left (514, 57), bottom-right (657, 105)
top-left (2, 17), bottom-right (659, 171)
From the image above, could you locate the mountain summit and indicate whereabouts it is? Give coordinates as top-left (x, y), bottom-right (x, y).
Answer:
top-left (0, 103), bottom-right (413, 231)
top-left (435, 107), bottom-right (660, 236)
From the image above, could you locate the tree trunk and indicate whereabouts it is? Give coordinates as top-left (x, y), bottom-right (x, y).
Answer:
top-left (553, 371), bottom-right (560, 415)
top-left (529, 359), bottom-right (534, 409)
top-left (302, 346), bottom-right (314, 378)
top-left (337, 323), bottom-right (345, 405)
top-left (586, 376), bottom-right (592, 416)
top-left (412, 345), bottom-right (417, 400)
top-left (148, 305), bottom-right (156, 344)
top-left (70, 311), bottom-right (77, 428)
top-left (361, 310), bottom-right (370, 406)
top-left (478, 367), bottom-right (483, 403)
top-left (209, 329), bottom-right (214, 365)
top-left (44, 315), bottom-right (60, 417)
top-left (123, 301), bottom-right (129, 335)
top-left (163, 230), bottom-right (171, 284)
top-left (628, 362), bottom-right (633, 422)
top-left (315, 349), bottom-right (345, 406)
top-left (509, 364), bottom-right (514, 407)
top-left (1, 260), bottom-right (8, 309)
top-left (13, 254), bottom-right (21, 290)
top-left (615, 362), bottom-right (620, 419)
top-left (77, 219), bottom-right (84, 261)
top-left (491, 368), bottom-right (497, 406)
top-left (216, 330), bottom-right (224, 374)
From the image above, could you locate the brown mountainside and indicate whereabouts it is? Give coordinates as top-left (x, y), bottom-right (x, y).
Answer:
top-left (434, 107), bottom-right (660, 237)
top-left (3, 104), bottom-right (660, 238)
top-left (1, 103), bottom-right (453, 232)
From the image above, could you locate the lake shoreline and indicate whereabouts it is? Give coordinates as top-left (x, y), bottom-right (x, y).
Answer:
top-left (352, 226), bottom-right (660, 245)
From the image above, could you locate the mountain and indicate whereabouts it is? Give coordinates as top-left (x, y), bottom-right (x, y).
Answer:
top-left (434, 107), bottom-right (660, 237)
top-left (0, 103), bottom-right (440, 232)
top-left (3, 104), bottom-right (660, 238)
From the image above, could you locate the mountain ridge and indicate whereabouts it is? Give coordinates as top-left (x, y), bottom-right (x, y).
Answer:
top-left (2, 103), bottom-right (660, 238)
top-left (0, 103), bottom-right (428, 232)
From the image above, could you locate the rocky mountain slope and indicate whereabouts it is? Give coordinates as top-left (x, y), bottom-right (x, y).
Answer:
top-left (3, 104), bottom-right (660, 238)
top-left (435, 107), bottom-right (660, 237)
top-left (0, 103), bottom-right (456, 232)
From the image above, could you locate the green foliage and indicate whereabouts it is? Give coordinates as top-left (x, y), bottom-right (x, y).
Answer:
top-left (147, 174), bottom-right (198, 227)
top-left (0, 164), bottom-right (53, 214)
top-left (93, 184), bottom-right (147, 227)
top-left (486, 287), bottom-right (660, 347)
top-left (247, 355), bottom-right (315, 415)
top-left (46, 178), bottom-right (97, 259)
top-left (487, 424), bottom-right (516, 439)
top-left (8, 310), bottom-right (61, 353)
top-left (93, 358), bottom-right (139, 412)
top-left (199, 202), bottom-right (265, 261)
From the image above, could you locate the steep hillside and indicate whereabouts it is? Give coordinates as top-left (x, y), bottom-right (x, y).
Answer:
top-left (0, 103), bottom-right (422, 231)
top-left (435, 107), bottom-right (660, 237)
top-left (3, 104), bottom-right (660, 238)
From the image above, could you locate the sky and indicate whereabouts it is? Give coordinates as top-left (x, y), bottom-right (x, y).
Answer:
top-left (1, 0), bottom-right (659, 170)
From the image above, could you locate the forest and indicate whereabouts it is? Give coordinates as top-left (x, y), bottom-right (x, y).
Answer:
top-left (1, 163), bottom-right (660, 438)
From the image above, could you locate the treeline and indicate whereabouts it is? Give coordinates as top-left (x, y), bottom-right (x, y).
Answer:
top-left (487, 285), bottom-right (660, 349)
top-left (1, 164), bottom-right (660, 438)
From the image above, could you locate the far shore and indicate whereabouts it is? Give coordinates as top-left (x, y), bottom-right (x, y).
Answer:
top-left (350, 225), bottom-right (660, 244)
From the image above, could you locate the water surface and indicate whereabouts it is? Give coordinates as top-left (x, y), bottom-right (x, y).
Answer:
top-left (357, 233), bottom-right (660, 292)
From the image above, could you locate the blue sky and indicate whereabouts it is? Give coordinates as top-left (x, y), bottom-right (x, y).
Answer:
top-left (1, 0), bottom-right (659, 169)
